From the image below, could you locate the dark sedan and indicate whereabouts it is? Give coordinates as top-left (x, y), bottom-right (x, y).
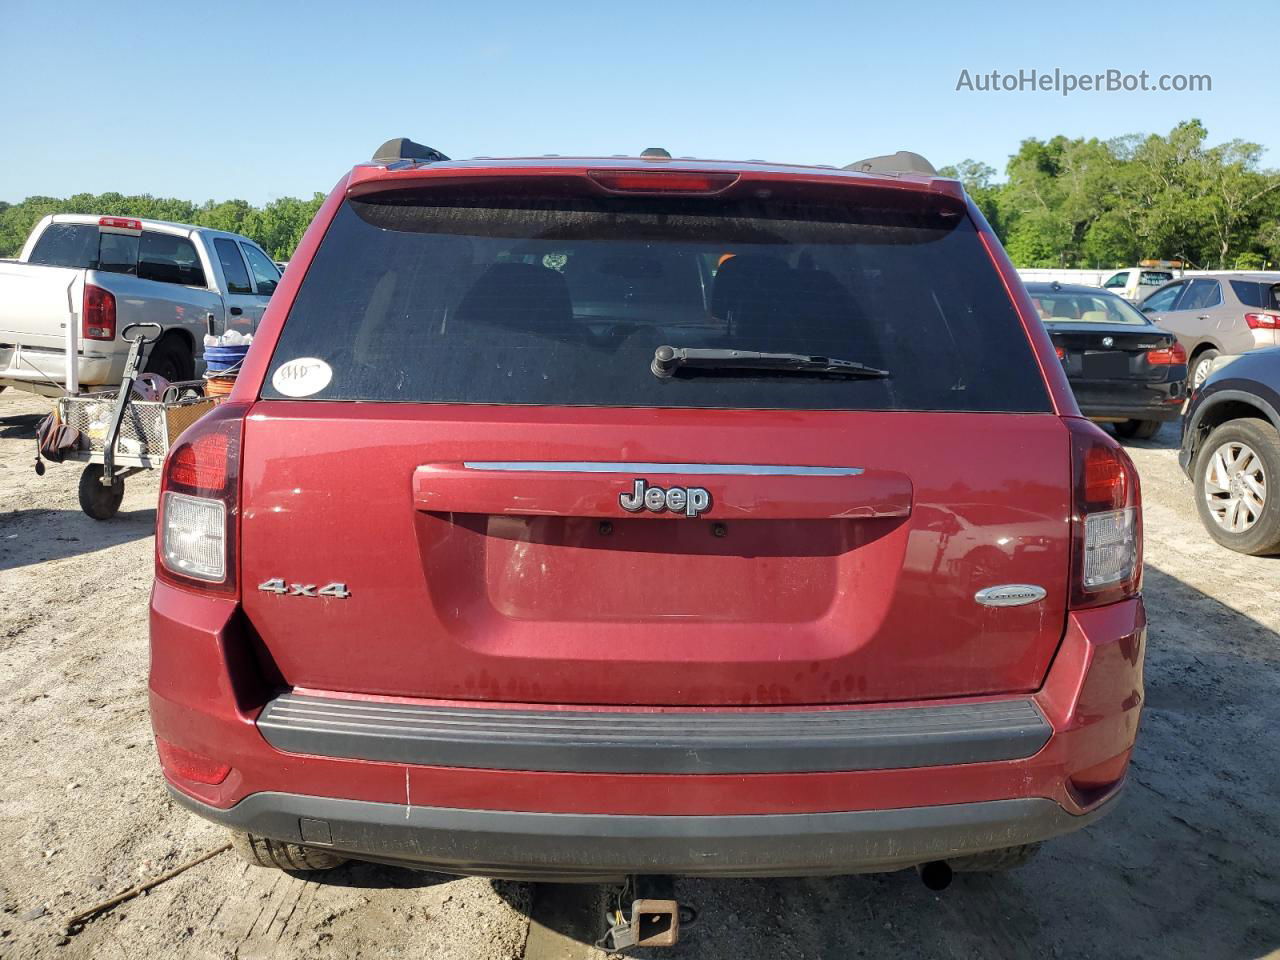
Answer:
top-left (1025, 282), bottom-right (1187, 439)
top-left (1180, 347), bottom-right (1280, 555)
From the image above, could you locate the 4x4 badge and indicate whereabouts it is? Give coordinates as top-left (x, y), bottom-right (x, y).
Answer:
top-left (258, 578), bottom-right (351, 599)
top-left (619, 479), bottom-right (711, 518)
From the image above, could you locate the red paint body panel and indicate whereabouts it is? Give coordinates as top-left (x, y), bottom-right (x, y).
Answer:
top-left (238, 405), bottom-right (1070, 706)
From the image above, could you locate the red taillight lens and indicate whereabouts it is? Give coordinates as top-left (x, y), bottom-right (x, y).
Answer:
top-left (588, 170), bottom-right (739, 194)
top-left (1245, 312), bottom-right (1280, 329)
top-left (1145, 341), bottom-right (1186, 365)
top-left (157, 401), bottom-right (246, 596)
top-left (82, 284), bottom-right (116, 340)
top-left (1068, 418), bottom-right (1142, 609)
top-left (155, 737), bottom-right (231, 785)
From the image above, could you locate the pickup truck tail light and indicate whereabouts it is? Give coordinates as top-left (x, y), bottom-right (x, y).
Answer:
top-left (83, 284), bottom-right (116, 340)
top-left (1145, 342), bottom-right (1186, 365)
top-left (156, 402), bottom-right (247, 597)
top-left (1244, 312), bottom-right (1279, 329)
top-left (1067, 418), bottom-right (1142, 609)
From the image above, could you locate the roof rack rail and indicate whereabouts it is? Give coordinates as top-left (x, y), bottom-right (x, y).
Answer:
top-left (372, 138), bottom-right (450, 164)
top-left (843, 151), bottom-right (937, 176)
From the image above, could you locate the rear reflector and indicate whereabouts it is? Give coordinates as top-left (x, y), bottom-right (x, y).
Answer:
top-left (1145, 341), bottom-right (1186, 365)
top-left (155, 737), bottom-right (231, 785)
top-left (82, 284), bottom-right (116, 341)
top-left (1245, 312), bottom-right (1279, 329)
top-left (588, 170), bottom-right (739, 194)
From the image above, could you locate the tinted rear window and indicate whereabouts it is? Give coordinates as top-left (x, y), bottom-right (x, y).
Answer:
top-left (1230, 279), bottom-right (1280, 310)
top-left (28, 222), bottom-right (136, 274)
top-left (263, 191), bottom-right (1050, 412)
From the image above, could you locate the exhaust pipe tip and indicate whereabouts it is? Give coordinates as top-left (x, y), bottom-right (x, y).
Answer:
top-left (918, 860), bottom-right (953, 891)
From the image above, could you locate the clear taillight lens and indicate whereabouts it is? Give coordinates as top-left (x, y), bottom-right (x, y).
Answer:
top-left (1068, 418), bottom-right (1142, 608)
top-left (1082, 508), bottom-right (1138, 591)
top-left (160, 492), bottom-right (226, 581)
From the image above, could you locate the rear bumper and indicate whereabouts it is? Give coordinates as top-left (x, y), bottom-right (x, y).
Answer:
top-left (1072, 378), bottom-right (1185, 422)
top-left (0, 343), bottom-right (121, 394)
top-left (149, 588), bottom-right (1145, 876)
top-left (168, 786), bottom-right (1117, 880)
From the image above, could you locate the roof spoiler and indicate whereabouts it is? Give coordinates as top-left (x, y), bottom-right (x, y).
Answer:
top-left (372, 138), bottom-right (450, 164)
top-left (843, 151), bottom-right (938, 176)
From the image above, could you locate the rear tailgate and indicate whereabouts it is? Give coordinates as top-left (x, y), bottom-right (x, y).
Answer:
top-left (0, 261), bottom-right (82, 350)
top-left (239, 168), bottom-right (1070, 708)
top-left (241, 406), bottom-right (1069, 706)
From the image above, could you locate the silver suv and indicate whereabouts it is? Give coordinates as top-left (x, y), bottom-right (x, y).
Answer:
top-left (1141, 273), bottom-right (1280, 388)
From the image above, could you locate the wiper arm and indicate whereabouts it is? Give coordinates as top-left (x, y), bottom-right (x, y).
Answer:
top-left (651, 345), bottom-right (889, 380)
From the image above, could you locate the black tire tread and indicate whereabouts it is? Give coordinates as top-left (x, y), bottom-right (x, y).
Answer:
top-left (77, 464), bottom-right (124, 521)
top-left (144, 334), bottom-right (195, 382)
top-left (1193, 417), bottom-right (1280, 556)
top-left (948, 842), bottom-right (1041, 873)
top-left (1116, 419), bottom-right (1162, 440)
top-left (228, 831), bottom-right (347, 872)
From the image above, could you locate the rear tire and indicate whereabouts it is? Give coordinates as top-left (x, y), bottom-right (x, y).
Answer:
top-left (948, 843), bottom-right (1041, 873)
top-left (144, 335), bottom-right (194, 383)
top-left (1190, 348), bottom-right (1220, 390)
top-left (77, 464), bottom-right (124, 520)
top-left (1193, 418), bottom-right (1280, 555)
top-left (228, 831), bottom-right (347, 872)
top-left (1115, 419), bottom-right (1162, 440)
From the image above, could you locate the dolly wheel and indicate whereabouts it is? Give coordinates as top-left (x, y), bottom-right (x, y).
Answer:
top-left (228, 831), bottom-right (347, 872)
top-left (78, 464), bottom-right (124, 520)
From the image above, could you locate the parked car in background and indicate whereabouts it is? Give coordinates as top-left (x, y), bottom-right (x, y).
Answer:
top-left (1025, 281), bottom-right (1186, 439)
top-left (150, 141), bottom-right (1145, 900)
top-left (1140, 272), bottom-right (1280, 390)
top-left (1101, 267), bottom-right (1176, 302)
top-left (1180, 348), bottom-right (1280, 555)
top-left (0, 214), bottom-right (281, 396)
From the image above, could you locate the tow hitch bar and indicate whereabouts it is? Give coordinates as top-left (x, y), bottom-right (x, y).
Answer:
top-left (603, 878), bottom-right (696, 951)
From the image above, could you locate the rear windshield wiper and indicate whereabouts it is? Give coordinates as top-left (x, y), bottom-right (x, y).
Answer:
top-left (651, 345), bottom-right (889, 380)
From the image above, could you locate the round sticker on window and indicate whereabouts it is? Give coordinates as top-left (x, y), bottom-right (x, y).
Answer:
top-left (272, 357), bottom-right (332, 397)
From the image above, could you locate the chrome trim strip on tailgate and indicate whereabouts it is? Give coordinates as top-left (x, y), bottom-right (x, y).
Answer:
top-left (257, 694), bottom-right (1051, 775)
top-left (461, 461), bottom-right (864, 476)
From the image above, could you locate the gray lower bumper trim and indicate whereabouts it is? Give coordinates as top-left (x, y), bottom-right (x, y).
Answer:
top-left (170, 788), bottom-right (1113, 880)
top-left (256, 693), bottom-right (1051, 774)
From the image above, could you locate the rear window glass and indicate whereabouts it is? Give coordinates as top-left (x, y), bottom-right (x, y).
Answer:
top-left (263, 191), bottom-right (1051, 412)
top-left (1030, 290), bottom-right (1148, 325)
top-left (27, 223), bottom-right (133, 271)
top-left (1230, 279), bottom-right (1280, 310)
top-left (1139, 271), bottom-right (1174, 285)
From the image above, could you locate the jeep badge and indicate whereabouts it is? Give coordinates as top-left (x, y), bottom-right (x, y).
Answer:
top-left (619, 479), bottom-right (711, 517)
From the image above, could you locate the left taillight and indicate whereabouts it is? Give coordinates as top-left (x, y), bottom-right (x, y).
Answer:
top-left (83, 283), bottom-right (116, 340)
top-left (156, 401), bottom-right (248, 597)
top-left (1067, 418), bottom-right (1142, 609)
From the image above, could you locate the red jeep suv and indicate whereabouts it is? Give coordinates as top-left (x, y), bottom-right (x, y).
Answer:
top-left (150, 141), bottom-right (1145, 886)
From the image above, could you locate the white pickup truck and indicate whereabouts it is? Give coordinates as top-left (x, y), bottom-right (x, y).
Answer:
top-left (0, 214), bottom-right (281, 396)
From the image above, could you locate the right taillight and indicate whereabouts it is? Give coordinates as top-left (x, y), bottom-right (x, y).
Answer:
top-left (156, 401), bottom-right (247, 597)
top-left (1067, 418), bottom-right (1142, 609)
top-left (1145, 341), bottom-right (1186, 365)
top-left (83, 283), bottom-right (116, 340)
top-left (1244, 312), bottom-right (1279, 329)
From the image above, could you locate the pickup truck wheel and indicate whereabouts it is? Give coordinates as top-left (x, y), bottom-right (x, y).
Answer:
top-left (947, 842), bottom-right (1041, 873)
top-left (1194, 418), bottom-right (1280, 555)
top-left (145, 336), bottom-right (194, 383)
top-left (228, 830), bottom-right (347, 872)
top-left (78, 464), bottom-right (124, 520)
top-left (1115, 419), bottom-right (1162, 440)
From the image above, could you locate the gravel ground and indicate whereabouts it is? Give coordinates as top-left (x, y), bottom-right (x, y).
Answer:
top-left (0, 389), bottom-right (1277, 960)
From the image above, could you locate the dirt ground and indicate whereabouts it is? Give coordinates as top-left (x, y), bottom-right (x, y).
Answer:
top-left (1, 388), bottom-right (1277, 960)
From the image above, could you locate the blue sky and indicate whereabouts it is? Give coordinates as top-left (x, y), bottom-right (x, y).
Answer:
top-left (1, 0), bottom-right (1270, 205)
